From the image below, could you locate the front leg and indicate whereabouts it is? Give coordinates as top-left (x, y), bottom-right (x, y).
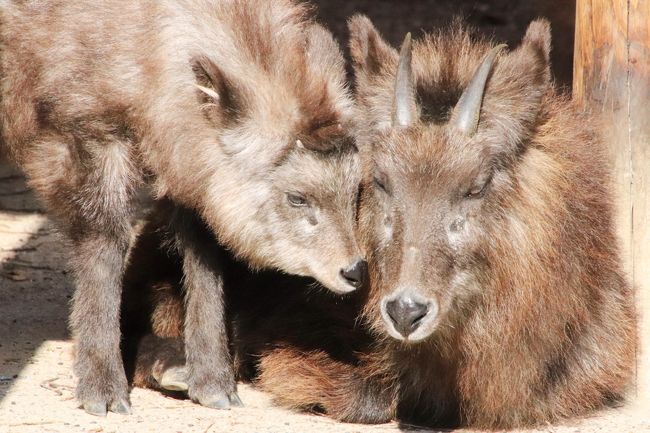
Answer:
top-left (170, 206), bottom-right (241, 409)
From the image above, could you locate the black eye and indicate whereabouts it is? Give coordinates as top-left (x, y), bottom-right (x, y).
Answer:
top-left (465, 184), bottom-right (485, 198)
top-left (465, 174), bottom-right (492, 199)
top-left (374, 172), bottom-right (389, 193)
top-left (286, 192), bottom-right (309, 207)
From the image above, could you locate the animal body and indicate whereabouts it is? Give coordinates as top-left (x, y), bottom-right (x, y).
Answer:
top-left (0, 0), bottom-right (363, 415)
top-left (127, 16), bottom-right (636, 429)
top-left (256, 17), bottom-right (637, 428)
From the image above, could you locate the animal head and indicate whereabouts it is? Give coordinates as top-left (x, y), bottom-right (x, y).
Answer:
top-left (350, 17), bottom-right (555, 340)
top-left (194, 16), bottom-right (364, 294)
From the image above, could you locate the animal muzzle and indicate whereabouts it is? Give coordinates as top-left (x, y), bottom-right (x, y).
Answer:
top-left (381, 293), bottom-right (438, 341)
top-left (339, 258), bottom-right (367, 289)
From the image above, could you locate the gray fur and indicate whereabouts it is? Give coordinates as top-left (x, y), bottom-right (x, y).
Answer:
top-left (0, 0), bottom-right (361, 414)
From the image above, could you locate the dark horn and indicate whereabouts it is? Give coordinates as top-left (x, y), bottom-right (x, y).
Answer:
top-left (451, 44), bottom-right (507, 135)
top-left (392, 33), bottom-right (417, 128)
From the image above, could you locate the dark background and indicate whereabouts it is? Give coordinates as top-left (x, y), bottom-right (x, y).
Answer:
top-left (312, 0), bottom-right (576, 90)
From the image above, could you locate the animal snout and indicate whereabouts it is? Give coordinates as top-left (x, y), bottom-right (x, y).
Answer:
top-left (339, 258), bottom-right (367, 289)
top-left (385, 297), bottom-right (430, 338)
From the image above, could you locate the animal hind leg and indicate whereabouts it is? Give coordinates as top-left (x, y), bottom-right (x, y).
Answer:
top-left (23, 135), bottom-right (139, 415)
top-left (69, 231), bottom-right (133, 415)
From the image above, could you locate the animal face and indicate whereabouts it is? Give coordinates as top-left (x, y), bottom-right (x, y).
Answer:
top-left (259, 142), bottom-right (364, 294)
top-left (351, 17), bottom-right (552, 340)
top-left (361, 127), bottom-right (498, 341)
top-left (194, 23), bottom-right (365, 294)
top-left (208, 130), bottom-right (364, 295)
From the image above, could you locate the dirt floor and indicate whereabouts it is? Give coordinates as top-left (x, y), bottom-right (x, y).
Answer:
top-left (1, 1), bottom-right (649, 432)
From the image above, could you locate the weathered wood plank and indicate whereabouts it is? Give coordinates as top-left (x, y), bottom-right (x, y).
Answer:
top-left (628, 0), bottom-right (650, 407)
top-left (574, 0), bottom-right (632, 269)
top-left (574, 0), bottom-right (650, 406)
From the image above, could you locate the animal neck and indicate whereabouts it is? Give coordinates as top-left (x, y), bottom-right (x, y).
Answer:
top-left (198, 152), bottom-right (278, 269)
top-left (390, 338), bottom-right (461, 427)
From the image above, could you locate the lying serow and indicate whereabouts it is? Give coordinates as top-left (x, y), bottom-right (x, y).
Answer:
top-left (126, 17), bottom-right (636, 429)
top-left (257, 17), bottom-right (637, 428)
top-left (0, 0), bottom-right (362, 414)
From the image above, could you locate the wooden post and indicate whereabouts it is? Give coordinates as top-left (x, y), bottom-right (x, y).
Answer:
top-left (574, 0), bottom-right (650, 407)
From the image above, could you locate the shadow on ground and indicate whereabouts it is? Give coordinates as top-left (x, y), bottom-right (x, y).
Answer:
top-left (0, 161), bottom-right (71, 406)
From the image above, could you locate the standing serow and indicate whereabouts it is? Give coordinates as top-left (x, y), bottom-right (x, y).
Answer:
top-left (254, 17), bottom-right (637, 428)
top-left (0, 0), bottom-right (364, 415)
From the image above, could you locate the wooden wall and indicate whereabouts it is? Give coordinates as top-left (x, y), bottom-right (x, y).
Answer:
top-left (573, 0), bottom-right (650, 405)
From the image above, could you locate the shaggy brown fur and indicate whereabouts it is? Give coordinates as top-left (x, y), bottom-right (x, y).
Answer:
top-left (254, 18), bottom-right (637, 428)
top-left (120, 16), bottom-right (635, 429)
top-left (251, 18), bottom-right (636, 428)
top-left (0, 0), bottom-right (362, 414)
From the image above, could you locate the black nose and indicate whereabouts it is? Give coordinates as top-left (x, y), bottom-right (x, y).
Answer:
top-left (340, 259), bottom-right (367, 289)
top-left (386, 297), bottom-right (429, 337)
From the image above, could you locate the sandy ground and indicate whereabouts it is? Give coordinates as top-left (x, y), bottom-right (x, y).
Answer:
top-left (1, 2), bottom-right (649, 432)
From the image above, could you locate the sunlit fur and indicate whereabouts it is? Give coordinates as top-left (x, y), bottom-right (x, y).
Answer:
top-left (252, 18), bottom-right (637, 428)
top-left (0, 0), bottom-right (360, 292)
top-left (0, 0), bottom-right (360, 411)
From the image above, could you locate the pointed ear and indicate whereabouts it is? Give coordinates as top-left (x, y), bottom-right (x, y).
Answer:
top-left (522, 19), bottom-right (552, 83)
top-left (523, 19), bottom-right (551, 65)
top-left (488, 19), bottom-right (551, 99)
top-left (348, 15), bottom-right (399, 131)
top-left (473, 20), bottom-right (553, 155)
top-left (305, 24), bottom-right (347, 80)
top-left (348, 15), bottom-right (397, 79)
top-left (297, 24), bottom-right (352, 153)
top-left (191, 56), bottom-right (241, 120)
